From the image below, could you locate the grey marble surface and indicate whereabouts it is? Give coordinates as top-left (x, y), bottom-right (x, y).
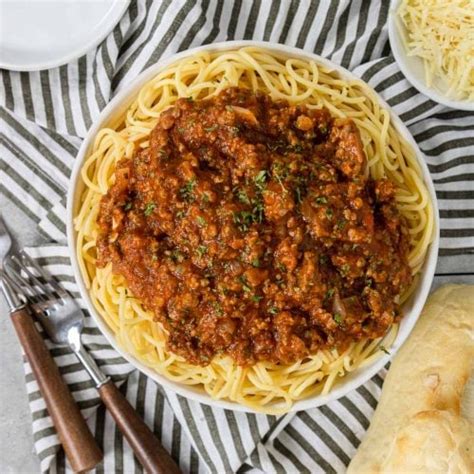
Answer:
top-left (0, 193), bottom-right (473, 474)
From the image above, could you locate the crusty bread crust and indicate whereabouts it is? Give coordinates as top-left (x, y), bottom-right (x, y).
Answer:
top-left (348, 285), bottom-right (474, 473)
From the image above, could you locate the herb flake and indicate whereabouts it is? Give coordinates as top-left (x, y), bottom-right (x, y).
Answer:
top-left (144, 202), bottom-right (156, 216)
top-left (179, 178), bottom-right (197, 202)
top-left (238, 275), bottom-right (252, 293)
top-left (324, 288), bottom-right (335, 302)
top-left (254, 170), bottom-right (268, 192)
top-left (315, 196), bottom-right (328, 205)
top-left (196, 245), bottom-right (207, 258)
top-left (380, 345), bottom-right (390, 355)
top-left (196, 216), bottom-right (207, 227)
top-left (337, 218), bottom-right (347, 230)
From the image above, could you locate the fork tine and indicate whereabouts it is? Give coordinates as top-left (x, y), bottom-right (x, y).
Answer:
top-left (19, 250), bottom-right (68, 298)
top-left (4, 261), bottom-right (46, 300)
top-left (2, 269), bottom-right (27, 302)
top-left (10, 254), bottom-right (55, 300)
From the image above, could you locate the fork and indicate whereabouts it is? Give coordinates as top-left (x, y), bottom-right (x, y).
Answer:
top-left (6, 250), bottom-right (181, 474)
top-left (0, 218), bottom-right (103, 472)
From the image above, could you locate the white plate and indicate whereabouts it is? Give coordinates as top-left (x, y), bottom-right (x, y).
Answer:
top-left (67, 41), bottom-right (440, 413)
top-left (0, 0), bottom-right (129, 71)
top-left (388, 0), bottom-right (474, 111)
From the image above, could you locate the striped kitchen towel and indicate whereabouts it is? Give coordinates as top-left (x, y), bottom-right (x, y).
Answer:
top-left (1, 1), bottom-right (473, 473)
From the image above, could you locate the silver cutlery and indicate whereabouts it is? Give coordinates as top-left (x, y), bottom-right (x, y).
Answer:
top-left (2, 217), bottom-right (181, 474)
top-left (0, 215), bottom-right (103, 472)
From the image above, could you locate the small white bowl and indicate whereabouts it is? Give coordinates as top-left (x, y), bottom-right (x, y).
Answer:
top-left (67, 41), bottom-right (440, 413)
top-left (388, 0), bottom-right (474, 111)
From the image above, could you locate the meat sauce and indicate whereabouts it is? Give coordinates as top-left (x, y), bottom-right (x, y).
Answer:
top-left (97, 87), bottom-right (413, 366)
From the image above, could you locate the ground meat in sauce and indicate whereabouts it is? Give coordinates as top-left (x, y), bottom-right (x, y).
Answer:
top-left (96, 87), bottom-right (413, 366)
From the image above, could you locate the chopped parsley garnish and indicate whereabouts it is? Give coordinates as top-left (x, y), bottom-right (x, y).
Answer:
top-left (201, 193), bottom-right (210, 204)
top-left (124, 201), bottom-right (132, 211)
top-left (196, 216), bottom-right (207, 227)
top-left (340, 264), bottom-right (350, 276)
top-left (365, 278), bottom-right (373, 288)
top-left (290, 144), bottom-right (304, 153)
top-left (333, 313), bottom-right (343, 325)
top-left (276, 262), bottom-right (287, 272)
top-left (179, 178), bottom-right (196, 202)
top-left (235, 188), bottom-right (251, 205)
top-left (272, 162), bottom-right (289, 186)
top-left (325, 207), bottom-right (334, 219)
top-left (238, 275), bottom-right (252, 293)
top-left (196, 245), bottom-right (207, 258)
top-left (204, 125), bottom-right (218, 132)
top-left (251, 258), bottom-right (260, 268)
top-left (324, 288), bottom-right (335, 302)
top-left (170, 249), bottom-right (184, 263)
top-left (254, 170), bottom-right (268, 192)
top-left (212, 301), bottom-right (224, 316)
top-left (176, 210), bottom-right (186, 219)
top-left (251, 294), bottom-right (263, 303)
top-left (233, 210), bottom-right (254, 232)
top-left (315, 196), bottom-right (328, 205)
top-left (295, 186), bottom-right (303, 204)
top-left (337, 218), bottom-right (347, 230)
top-left (144, 202), bottom-right (156, 216)
top-left (379, 345), bottom-right (390, 355)
top-left (252, 200), bottom-right (264, 223)
top-left (268, 306), bottom-right (279, 315)
top-left (228, 173), bottom-right (268, 231)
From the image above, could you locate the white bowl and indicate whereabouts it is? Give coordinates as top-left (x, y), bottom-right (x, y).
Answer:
top-left (67, 41), bottom-right (440, 413)
top-left (388, 0), bottom-right (474, 111)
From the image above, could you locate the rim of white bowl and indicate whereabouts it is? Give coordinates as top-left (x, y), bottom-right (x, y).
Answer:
top-left (388, 0), bottom-right (474, 112)
top-left (67, 40), bottom-right (440, 414)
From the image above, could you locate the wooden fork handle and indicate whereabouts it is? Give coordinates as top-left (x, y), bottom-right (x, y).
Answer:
top-left (98, 380), bottom-right (181, 474)
top-left (11, 307), bottom-right (103, 473)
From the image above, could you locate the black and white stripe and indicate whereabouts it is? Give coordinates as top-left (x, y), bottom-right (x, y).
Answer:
top-left (1, 1), bottom-right (473, 472)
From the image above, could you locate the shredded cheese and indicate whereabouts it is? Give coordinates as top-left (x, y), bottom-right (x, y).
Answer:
top-left (397, 0), bottom-right (474, 101)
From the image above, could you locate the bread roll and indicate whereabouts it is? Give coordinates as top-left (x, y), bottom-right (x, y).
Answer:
top-left (348, 284), bottom-right (474, 473)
